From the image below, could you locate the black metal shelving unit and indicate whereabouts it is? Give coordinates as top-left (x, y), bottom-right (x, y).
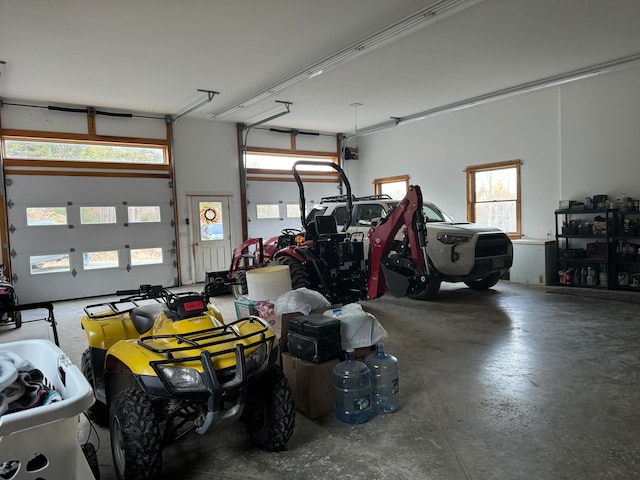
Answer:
top-left (554, 208), bottom-right (615, 288)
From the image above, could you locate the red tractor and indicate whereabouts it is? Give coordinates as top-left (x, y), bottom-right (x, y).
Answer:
top-left (215, 161), bottom-right (441, 304)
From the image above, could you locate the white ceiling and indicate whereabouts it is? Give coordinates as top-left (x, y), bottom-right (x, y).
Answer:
top-left (1, 0), bottom-right (640, 134)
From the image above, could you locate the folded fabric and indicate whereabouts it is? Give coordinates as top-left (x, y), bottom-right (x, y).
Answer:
top-left (1, 368), bottom-right (60, 416)
top-left (0, 350), bottom-right (34, 392)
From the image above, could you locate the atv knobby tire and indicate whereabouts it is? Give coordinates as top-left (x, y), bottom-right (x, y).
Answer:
top-left (110, 388), bottom-right (162, 480)
top-left (270, 256), bottom-right (311, 290)
top-left (13, 311), bottom-right (21, 329)
top-left (81, 349), bottom-right (108, 426)
top-left (81, 441), bottom-right (101, 479)
top-left (243, 367), bottom-right (295, 451)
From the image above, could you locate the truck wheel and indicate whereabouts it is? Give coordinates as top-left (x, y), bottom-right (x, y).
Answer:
top-left (243, 367), bottom-right (295, 452)
top-left (110, 388), bottom-right (162, 480)
top-left (270, 256), bottom-right (311, 289)
top-left (232, 269), bottom-right (248, 298)
top-left (464, 272), bottom-right (501, 290)
top-left (81, 349), bottom-right (109, 426)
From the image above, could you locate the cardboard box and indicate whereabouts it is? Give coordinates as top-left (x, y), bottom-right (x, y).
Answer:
top-left (351, 345), bottom-right (376, 360)
top-left (281, 352), bottom-right (338, 420)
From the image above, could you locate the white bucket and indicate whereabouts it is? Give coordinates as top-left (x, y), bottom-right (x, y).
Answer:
top-left (246, 265), bottom-right (292, 301)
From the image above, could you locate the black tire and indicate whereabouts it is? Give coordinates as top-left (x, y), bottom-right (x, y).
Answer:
top-left (110, 388), bottom-right (162, 480)
top-left (464, 272), bottom-right (501, 290)
top-left (242, 367), bottom-right (295, 452)
top-left (81, 349), bottom-right (109, 427)
top-left (13, 311), bottom-right (21, 329)
top-left (408, 261), bottom-right (441, 301)
top-left (408, 276), bottom-right (441, 300)
top-left (232, 269), bottom-right (248, 298)
top-left (81, 442), bottom-right (101, 480)
top-left (270, 256), bottom-right (311, 290)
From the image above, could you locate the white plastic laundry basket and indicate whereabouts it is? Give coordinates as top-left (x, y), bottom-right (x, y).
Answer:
top-left (0, 339), bottom-right (96, 479)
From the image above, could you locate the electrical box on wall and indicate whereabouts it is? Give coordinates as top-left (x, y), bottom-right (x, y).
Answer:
top-left (344, 147), bottom-right (359, 160)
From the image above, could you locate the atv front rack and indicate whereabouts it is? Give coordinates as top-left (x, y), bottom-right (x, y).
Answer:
top-left (137, 315), bottom-right (274, 359)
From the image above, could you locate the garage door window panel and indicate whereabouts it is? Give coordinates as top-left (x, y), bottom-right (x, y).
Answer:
top-left (131, 247), bottom-right (163, 266)
top-left (30, 254), bottom-right (70, 275)
top-left (80, 206), bottom-right (117, 224)
top-left (26, 207), bottom-right (68, 226)
top-left (4, 139), bottom-right (166, 164)
top-left (83, 250), bottom-right (119, 270)
top-left (128, 206), bottom-right (161, 223)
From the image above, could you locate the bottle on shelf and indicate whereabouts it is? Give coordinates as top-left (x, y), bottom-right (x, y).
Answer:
top-left (364, 343), bottom-right (399, 414)
top-left (332, 349), bottom-right (373, 424)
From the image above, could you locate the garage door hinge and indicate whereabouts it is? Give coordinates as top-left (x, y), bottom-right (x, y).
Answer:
top-left (173, 260), bottom-right (178, 268)
top-left (11, 273), bottom-right (18, 283)
top-left (169, 248), bottom-right (176, 255)
top-left (172, 240), bottom-right (176, 248)
top-left (170, 219), bottom-right (175, 227)
top-left (9, 224), bottom-right (15, 234)
top-left (10, 249), bottom-right (16, 258)
top-left (126, 264), bottom-right (131, 272)
top-left (5, 179), bottom-right (12, 187)
top-left (168, 181), bottom-right (173, 189)
top-left (7, 199), bottom-right (13, 209)
top-left (71, 268), bottom-right (77, 277)
top-left (169, 198), bottom-right (174, 207)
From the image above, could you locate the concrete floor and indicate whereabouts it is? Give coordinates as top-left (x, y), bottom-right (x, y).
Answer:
top-left (2, 281), bottom-right (639, 480)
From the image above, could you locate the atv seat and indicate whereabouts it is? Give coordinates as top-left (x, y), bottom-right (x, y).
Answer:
top-left (130, 303), bottom-right (166, 334)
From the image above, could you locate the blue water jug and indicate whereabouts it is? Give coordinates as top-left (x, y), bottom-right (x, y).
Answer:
top-left (364, 343), bottom-right (399, 414)
top-left (332, 349), bottom-right (373, 424)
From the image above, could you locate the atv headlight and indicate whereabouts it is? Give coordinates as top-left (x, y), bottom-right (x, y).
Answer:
top-left (158, 366), bottom-right (203, 391)
top-left (245, 344), bottom-right (267, 371)
top-left (437, 232), bottom-right (472, 244)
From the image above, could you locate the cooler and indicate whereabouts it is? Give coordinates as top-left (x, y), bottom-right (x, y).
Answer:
top-left (287, 313), bottom-right (341, 363)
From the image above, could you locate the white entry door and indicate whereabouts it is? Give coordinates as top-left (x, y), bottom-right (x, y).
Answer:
top-left (190, 195), bottom-right (231, 282)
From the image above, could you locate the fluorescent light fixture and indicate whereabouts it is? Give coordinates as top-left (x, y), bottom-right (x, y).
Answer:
top-left (352, 51), bottom-right (640, 137)
top-left (211, 0), bottom-right (483, 119)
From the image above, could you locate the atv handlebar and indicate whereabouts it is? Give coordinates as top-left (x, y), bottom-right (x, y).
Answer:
top-left (116, 284), bottom-right (165, 298)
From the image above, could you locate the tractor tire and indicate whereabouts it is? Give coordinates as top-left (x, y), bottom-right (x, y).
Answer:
top-left (81, 349), bottom-right (109, 427)
top-left (270, 256), bottom-right (311, 290)
top-left (110, 388), bottom-right (162, 480)
top-left (408, 262), bottom-right (441, 301)
top-left (242, 367), bottom-right (295, 452)
top-left (464, 272), bottom-right (501, 290)
top-left (13, 311), bottom-right (21, 329)
top-left (232, 269), bottom-right (248, 298)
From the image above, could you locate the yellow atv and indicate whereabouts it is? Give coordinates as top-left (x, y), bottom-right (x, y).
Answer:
top-left (80, 284), bottom-right (294, 480)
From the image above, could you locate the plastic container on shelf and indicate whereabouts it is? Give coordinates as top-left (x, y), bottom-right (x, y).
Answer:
top-left (364, 343), bottom-right (400, 414)
top-left (0, 339), bottom-right (96, 480)
top-left (332, 349), bottom-right (373, 424)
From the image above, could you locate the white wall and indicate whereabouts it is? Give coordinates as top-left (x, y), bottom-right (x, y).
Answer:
top-left (171, 118), bottom-right (240, 284)
top-left (560, 68), bottom-right (640, 201)
top-left (349, 88), bottom-right (561, 241)
top-left (350, 66), bottom-right (640, 243)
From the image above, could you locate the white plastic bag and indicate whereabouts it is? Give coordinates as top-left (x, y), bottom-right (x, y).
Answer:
top-left (323, 303), bottom-right (388, 350)
top-left (274, 287), bottom-right (331, 316)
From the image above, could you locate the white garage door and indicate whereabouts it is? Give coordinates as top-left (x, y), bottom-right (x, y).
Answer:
top-left (5, 175), bottom-right (177, 303)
